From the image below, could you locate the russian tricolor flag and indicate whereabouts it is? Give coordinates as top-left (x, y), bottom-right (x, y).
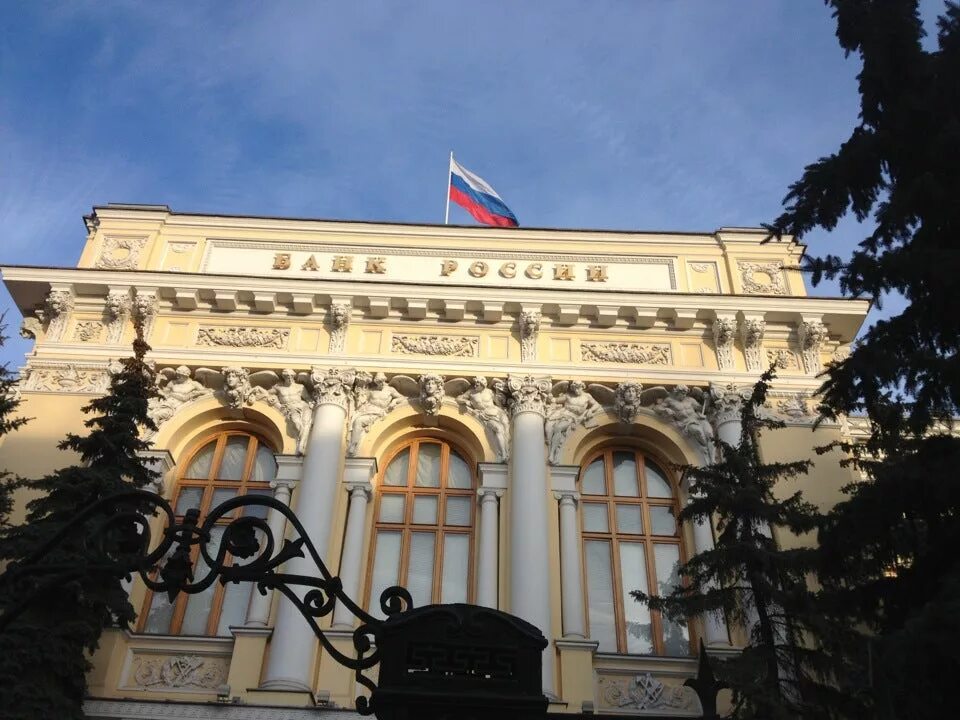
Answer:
top-left (448, 156), bottom-right (518, 228)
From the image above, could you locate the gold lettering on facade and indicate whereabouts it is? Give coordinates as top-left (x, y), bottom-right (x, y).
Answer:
top-left (586, 264), bottom-right (608, 282)
top-left (553, 264), bottom-right (574, 281)
top-left (469, 261), bottom-right (489, 278)
top-left (301, 254), bottom-right (319, 271)
top-left (441, 259), bottom-right (458, 276)
top-left (499, 262), bottom-right (517, 278)
top-left (365, 257), bottom-right (386, 274)
top-left (272, 253), bottom-right (291, 270)
top-left (525, 263), bottom-right (543, 279)
top-left (331, 255), bottom-right (354, 273)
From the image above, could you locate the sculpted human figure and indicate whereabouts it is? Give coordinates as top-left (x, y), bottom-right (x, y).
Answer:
top-left (348, 372), bottom-right (405, 455)
top-left (268, 369), bottom-right (313, 453)
top-left (419, 374), bottom-right (444, 416)
top-left (220, 366), bottom-right (252, 409)
top-left (615, 382), bottom-right (643, 424)
top-left (149, 366), bottom-right (209, 425)
top-left (654, 385), bottom-right (715, 460)
top-left (457, 376), bottom-right (511, 462)
top-left (546, 380), bottom-right (602, 464)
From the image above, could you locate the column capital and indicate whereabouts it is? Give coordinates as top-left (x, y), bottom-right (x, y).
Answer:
top-left (505, 374), bottom-right (552, 418)
top-left (707, 382), bottom-right (752, 428)
top-left (554, 490), bottom-right (580, 505)
top-left (269, 477), bottom-right (298, 493)
top-left (309, 366), bottom-right (356, 409)
top-left (478, 487), bottom-right (505, 500)
top-left (344, 482), bottom-right (373, 501)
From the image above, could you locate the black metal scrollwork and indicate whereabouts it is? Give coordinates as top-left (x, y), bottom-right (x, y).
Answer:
top-left (0, 490), bottom-right (413, 715)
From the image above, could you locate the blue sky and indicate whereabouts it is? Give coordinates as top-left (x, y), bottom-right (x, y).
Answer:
top-left (0, 1), bottom-right (948, 369)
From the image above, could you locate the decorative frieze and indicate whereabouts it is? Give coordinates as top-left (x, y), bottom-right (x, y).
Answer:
top-left (519, 310), bottom-right (541, 362)
top-left (546, 380), bottom-right (602, 464)
top-left (72, 320), bottom-right (103, 343)
top-left (598, 672), bottom-right (702, 715)
top-left (798, 320), bottom-right (828, 374)
top-left (740, 317), bottom-right (765, 372)
top-left (131, 654), bottom-right (227, 690)
top-left (197, 326), bottom-right (289, 350)
top-left (328, 302), bottom-right (350, 354)
top-left (581, 342), bottom-right (671, 365)
top-left (20, 363), bottom-right (111, 394)
top-left (95, 235), bottom-right (147, 270)
top-left (391, 334), bottom-right (479, 358)
top-left (738, 260), bottom-right (787, 295)
top-left (712, 316), bottom-right (736, 371)
top-left (456, 376), bottom-right (511, 462)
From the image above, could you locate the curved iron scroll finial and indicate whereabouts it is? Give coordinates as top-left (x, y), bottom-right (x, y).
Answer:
top-left (0, 490), bottom-right (414, 716)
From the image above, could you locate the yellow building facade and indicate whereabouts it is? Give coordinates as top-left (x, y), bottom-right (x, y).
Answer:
top-left (0, 204), bottom-right (869, 719)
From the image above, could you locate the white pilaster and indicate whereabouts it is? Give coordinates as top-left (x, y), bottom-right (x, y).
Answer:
top-left (332, 457), bottom-right (377, 629)
top-left (551, 465), bottom-right (586, 640)
top-left (506, 375), bottom-right (557, 699)
top-left (244, 455), bottom-right (301, 627)
top-left (262, 369), bottom-right (352, 693)
top-left (477, 463), bottom-right (508, 609)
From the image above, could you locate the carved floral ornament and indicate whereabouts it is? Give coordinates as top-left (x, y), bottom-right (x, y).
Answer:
top-left (131, 654), bottom-right (227, 690)
top-left (95, 235), bottom-right (148, 270)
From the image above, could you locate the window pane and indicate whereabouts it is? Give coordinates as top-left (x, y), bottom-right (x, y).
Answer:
top-left (143, 591), bottom-right (175, 634)
top-left (582, 503), bottom-right (609, 533)
top-left (216, 581), bottom-right (252, 636)
top-left (412, 496), bottom-right (438, 525)
top-left (181, 528), bottom-right (225, 634)
top-left (175, 487), bottom-right (204, 516)
top-left (243, 488), bottom-right (273, 519)
top-left (185, 442), bottom-right (215, 479)
top-left (440, 534), bottom-right (469, 604)
top-left (448, 452), bottom-right (472, 489)
top-left (415, 444), bottom-right (441, 487)
top-left (250, 446), bottom-right (277, 483)
top-left (581, 459), bottom-right (605, 495)
top-left (369, 531), bottom-right (401, 618)
top-left (612, 452), bottom-right (639, 497)
top-left (379, 494), bottom-right (405, 523)
top-left (218, 437), bottom-right (249, 480)
top-left (445, 496), bottom-right (472, 526)
top-left (211, 488), bottom-right (237, 513)
top-left (584, 540), bottom-right (617, 653)
top-left (650, 506), bottom-right (677, 536)
top-left (384, 449), bottom-right (409, 486)
top-left (653, 543), bottom-right (689, 655)
top-left (619, 542), bottom-right (654, 654)
top-left (407, 532), bottom-right (436, 607)
top-left (616, 504), bottom-right (644, 534)
top-left (646, 461), bottom-right (673, 498)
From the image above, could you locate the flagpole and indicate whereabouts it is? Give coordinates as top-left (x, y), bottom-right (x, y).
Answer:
top-left (444, 151), bottom-right (453, 225)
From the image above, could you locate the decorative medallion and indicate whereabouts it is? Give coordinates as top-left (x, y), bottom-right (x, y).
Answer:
top-left (95, 236), bottom-right (148, 270)
top-left (738, 260), bottom-right (787, 295)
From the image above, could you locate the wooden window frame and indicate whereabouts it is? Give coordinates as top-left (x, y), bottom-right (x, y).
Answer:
top-left (365, 437), bottom-right (477, 609)
top-left (580, 447), bottom-right (691, 656)
top-left (139, 430), bottom-right (275, 636)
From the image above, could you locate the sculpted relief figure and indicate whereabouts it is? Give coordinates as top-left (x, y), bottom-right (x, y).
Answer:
top-left (348, 372), bottom-right (405, 456)
top-left (546, 380), bottom-right (602, 465)
top-left (648, 385), bottom-right (715, 462)
top-left (614, 382), bottom-right (644, 424)
top-left (265, 369), bottom-right (314, 453)
top-left (418, 374), bottom-right (445, 416)
top-left (149, 366), bottom-right (212, 426)
top-left (456, 376), bottom-right (511, 462)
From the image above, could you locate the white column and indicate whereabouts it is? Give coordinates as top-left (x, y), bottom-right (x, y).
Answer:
top-left (555, 491), bottom-right (586, 639)
top-left (476, 488), bottom-right (503, 608)
top-left (332, 457), bottom-right (377, 629)
top-left (689, 511), bottom-right (729, 646)
top-left (262, 368), bottom-right (353, 692)
top-left (244, 455), bottom-right (300, 627)
top-left (506, 375), bottom-right (556, 699)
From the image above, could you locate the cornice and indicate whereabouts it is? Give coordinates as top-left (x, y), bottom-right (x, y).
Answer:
top-left (83, 699), bottom-right (363, 719)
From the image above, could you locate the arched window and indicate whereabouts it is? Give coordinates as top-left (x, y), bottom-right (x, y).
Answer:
top-left (580, 448), bottom-right (690, 655)
top-left (141, 431), bottom-right (277, 636)
top-left (367, 438), bottom-right (475, 613)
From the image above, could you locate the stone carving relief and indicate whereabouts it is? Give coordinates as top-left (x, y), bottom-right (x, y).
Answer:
top-left (712, 317), bottom-right (736, 371)
top-left (775, 393), bottom-right (813, 420)
top-left (708, 382), bottom-right (752, 430)
top-left (148, 366), bottom-right (213, 427)
top-left (264, 369), bottom-right (314, 453)
top-left (348, 372), bottom-right (405, 456)
top-left (19, 316), bottom-right (42, 341)
top-left (20, 364), bottom-right (110, 394)
top-left (740, 318), bottom-right (765, 373)
top-left (73, 321), bottom-right (103, 343)
top-left (455, 376), bottom-right (511, 462)
top-left (505, 374), bottom-right (553, 418)
top-left (132, 291), bottom-right (159, 340)
top-left (391, 334), bottom-right (479, 358)
top-left (598, 673), bottom-right (702, 715)
top-left (648, 385), bottom-right (715, 462)
top-left (545, 380), bottom-right (603, 464)
top-left (310, 367), bottom-right (357, 410)
top-left (689, 262), bottom-right (712, 273)
top-left (519, 310), bottom-right (541, 362)
top-left (131, 654), bottom-right (227, 690)
top-left (614, 382), bottom-right (644, 424)
top-left (95, 235), bottom-right (148, 270)
top-left (766, 348), bottom-right (799, 370)
top-left (167, 242), bottom-right (195, 255)
top-left (44, 289), bottom-right (74, 342)
top-left (418, 373), bottom-right (445, 416)
top-left (197, 326), bottom-right (289, 350)
top-left (798, 320), bottom-right (828, 374)
top-left (581, 342), bottom-right (671, 365)
top-left (328, 302), bottom-right (350, 354)
top-left (738, 260), bottom-right (787, 295)
top-left (104, 290), bottom-right (130, 344)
